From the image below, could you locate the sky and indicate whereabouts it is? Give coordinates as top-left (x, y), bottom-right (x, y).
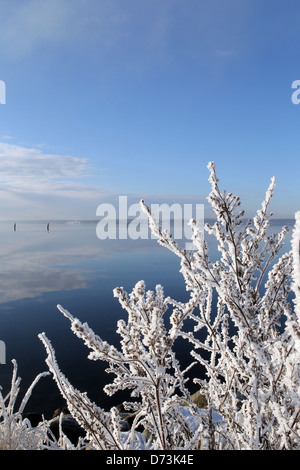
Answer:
top-left (0, 0), bottom-right (300, 220)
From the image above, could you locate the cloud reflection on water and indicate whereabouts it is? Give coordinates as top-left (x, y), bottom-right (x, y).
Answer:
top-left (0, 221), bottom-right (168, 305)
top-left (0, 218), bottom-right (293, 306)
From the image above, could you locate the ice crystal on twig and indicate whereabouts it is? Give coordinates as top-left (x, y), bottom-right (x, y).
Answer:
top-left (37, 162), bottom-right (300, 450)
top-left (0, 360), bottom-right (52, 450)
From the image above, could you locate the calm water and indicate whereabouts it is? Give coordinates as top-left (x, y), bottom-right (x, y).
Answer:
top-left (0, 219), bottom-right (294, 417)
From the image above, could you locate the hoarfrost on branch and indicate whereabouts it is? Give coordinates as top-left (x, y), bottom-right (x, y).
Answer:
top-left (1, 162), bottom-right (299, 450)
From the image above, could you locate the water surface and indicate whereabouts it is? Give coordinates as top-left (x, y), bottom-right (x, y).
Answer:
top-left (0, 219), bottom-right (294, 417)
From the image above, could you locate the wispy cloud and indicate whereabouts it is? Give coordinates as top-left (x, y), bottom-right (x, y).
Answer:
top-left (0, 142), bottom-right (108, 219)
top-left (0, 133), bottom-right (13, 141)
top-left (0, 142), bottom-right (91, 192)
top-left (0, 141), bottom-right (208, 220)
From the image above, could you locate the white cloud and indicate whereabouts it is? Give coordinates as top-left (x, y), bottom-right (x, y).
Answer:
top-left (0, 142), bottom-right (88, 190)
top-left (0, 142), bottom-right (108, 219)
top-left (0, 140), bottom-right (211, 221)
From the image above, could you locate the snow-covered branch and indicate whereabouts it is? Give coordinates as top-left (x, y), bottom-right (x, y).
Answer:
top-left (292, 212), bottom-right (300, 323)
top-left (33, 162), bottom-right (300, 450)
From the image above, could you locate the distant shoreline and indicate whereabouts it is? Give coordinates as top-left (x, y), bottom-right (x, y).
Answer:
top-left (0, 218), bottom-right (295, 225)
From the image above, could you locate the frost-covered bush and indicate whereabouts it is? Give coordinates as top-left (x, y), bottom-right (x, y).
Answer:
top-left (292, 211), bottom-right (300, 326)
top-left (38, 162), bottom-right (300, 450)
top-left (0, 360), bottom-right (51, 450)
top-left (0, 360), bottom-right (90, 449)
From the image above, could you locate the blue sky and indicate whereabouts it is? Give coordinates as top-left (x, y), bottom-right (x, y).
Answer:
top-left (0, 0), bottom-right (299, 220)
